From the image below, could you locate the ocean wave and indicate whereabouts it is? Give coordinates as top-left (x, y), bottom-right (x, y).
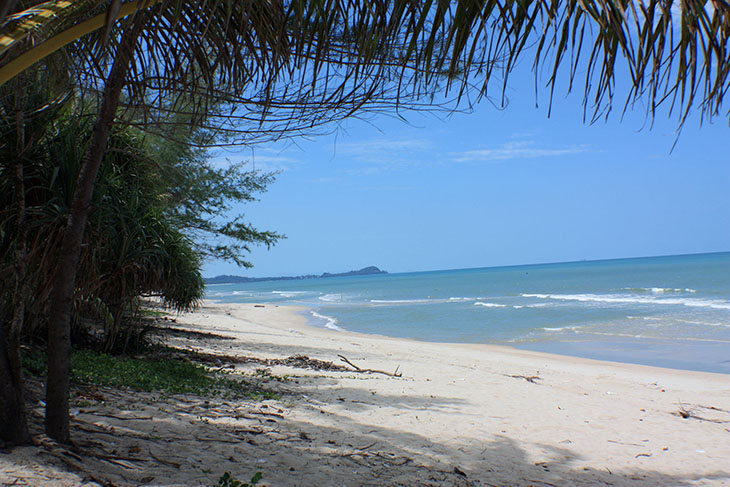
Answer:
top-left (272, 290), bottom-right (309, 298)
top-left (474, 302), bottom-right (507, 308)
top-left (516, 296), bottom-right (553, 307)
top-left (309, 311), bottom-right (344, 331)
top-left (522, 293), bottom-right (730, 310)
top-left (675, 319), bottom-right (730, 328)
top-left (203, 291), bottom-right (227, 297)
top-left (543, 325), bottom-right (582, 331)
top-left (370, 298), bottom-right (435, 304)
top-left (319, 293), bottom-right (347, 302)
top-left (448, 297), bottom-right (479, 302)
top-left (623, 287), bottom-right (697, 294)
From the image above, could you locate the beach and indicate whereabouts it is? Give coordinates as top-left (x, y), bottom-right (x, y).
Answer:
top-left (3, 301), bottom-right (730, 486)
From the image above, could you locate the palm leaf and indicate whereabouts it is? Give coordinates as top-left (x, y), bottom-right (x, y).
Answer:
top-left (1, 0), bottom-right (728, 126)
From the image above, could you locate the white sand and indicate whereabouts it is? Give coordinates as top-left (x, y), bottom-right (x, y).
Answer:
top-left (2, 301), bottom-right (729, 486)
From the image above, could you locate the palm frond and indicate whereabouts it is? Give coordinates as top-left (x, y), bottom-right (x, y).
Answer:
top-left (2, 1), bottom-right (728, 133)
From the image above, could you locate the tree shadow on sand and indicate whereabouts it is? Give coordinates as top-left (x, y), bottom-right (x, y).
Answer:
top-left (4, 372), bottom-right (729, 487)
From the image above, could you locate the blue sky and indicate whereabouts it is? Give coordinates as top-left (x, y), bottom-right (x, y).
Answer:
top-left (202, 66), bottom-right (730, 278)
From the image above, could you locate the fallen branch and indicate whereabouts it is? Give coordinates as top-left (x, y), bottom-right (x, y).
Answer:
top-left (678, 403), bottom-right (730, 423)
top-left (337, 354), bottom-right (402, 377)
top-left (673, 409), bottom-right (730, 424)
top-left (505, 374), bottom-right (541, 384)
top-left (677, 401), bottom-right (692, 419)
top-left (607, 439), bottom-right (645, 447)
top-left (698, 404), bottom-right (730, 413)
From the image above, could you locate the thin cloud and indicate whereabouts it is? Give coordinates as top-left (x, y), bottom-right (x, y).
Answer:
top-left (452, 141), bottom-right (588, 162)
top-left (338, 137), bottom-right (433, 164)
top-left (246, 147), bottom-right (303, 172)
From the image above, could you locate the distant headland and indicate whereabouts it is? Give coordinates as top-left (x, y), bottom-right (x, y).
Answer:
top-left (205, 266), bottom-right (387, 285)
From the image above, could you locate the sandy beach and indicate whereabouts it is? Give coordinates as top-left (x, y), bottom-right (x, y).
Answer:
top-left (2, 301), bottom-right (729, 486)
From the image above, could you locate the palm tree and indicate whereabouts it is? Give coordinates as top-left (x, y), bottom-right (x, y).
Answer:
top-left (0, 0), bottom-right (728, 444)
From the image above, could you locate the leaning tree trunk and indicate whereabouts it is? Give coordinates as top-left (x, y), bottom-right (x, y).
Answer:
top-left (0, 319), bottom-right (32, 445)
top-left (0, 78), bottom-right (33, 446)
top-left (45, 16), bottom-right (145, 443)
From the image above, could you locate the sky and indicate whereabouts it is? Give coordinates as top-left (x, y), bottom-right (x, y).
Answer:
top-left (201, 63), bottom-right (730, 278)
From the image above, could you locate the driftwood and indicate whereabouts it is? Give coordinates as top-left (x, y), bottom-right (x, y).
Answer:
top-left (337, 354), bottom-right (402, 377)
top-left (505, 374), bottom-right (541, 384)
top-left (675, 401), bottom-right (730, 423)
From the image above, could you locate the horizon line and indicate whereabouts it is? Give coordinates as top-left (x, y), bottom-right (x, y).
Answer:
top-left (205, 250), bottom-right (729, 280)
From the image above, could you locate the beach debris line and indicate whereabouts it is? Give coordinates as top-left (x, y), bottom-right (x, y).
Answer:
top-left (337, 354), bottom-right (403, 377)
top-left (172, 347), bottom-right (404, 377)
top-left (159, 325), bottom-right (236, 341)
top-left (170, 348), bottom-right (350, 371)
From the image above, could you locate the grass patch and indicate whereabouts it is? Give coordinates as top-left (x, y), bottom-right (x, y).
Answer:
top-left (22, 348), bottom-right (277, 399)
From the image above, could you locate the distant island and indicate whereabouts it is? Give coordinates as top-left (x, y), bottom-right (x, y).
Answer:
top-left (205, 266), bottom-right (387, 285)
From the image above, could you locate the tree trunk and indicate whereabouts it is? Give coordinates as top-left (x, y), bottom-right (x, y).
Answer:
top-left (0, 320), bottom-right (32, 446)
top-left (0, 77), bottom-right (33, 446)
top-left (45, 16), bottom-right (146, 443)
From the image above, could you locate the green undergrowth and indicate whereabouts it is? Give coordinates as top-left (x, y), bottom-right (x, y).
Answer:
top-left (218, 470), bottom-right (263, 487)
top-left (22, 348), bottom-right (278, 400)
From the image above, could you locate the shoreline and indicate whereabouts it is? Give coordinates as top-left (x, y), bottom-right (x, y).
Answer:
top-left (279, 301), bottom-right (730, 376)
top-left (191, 297), bottom-right (730, 385)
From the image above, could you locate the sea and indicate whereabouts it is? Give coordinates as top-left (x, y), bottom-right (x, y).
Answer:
top-left (205, 252), bottom-right (730, 374)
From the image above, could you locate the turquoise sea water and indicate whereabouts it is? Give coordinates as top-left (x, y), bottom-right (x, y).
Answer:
top-left (206, 252), bottom-right (730, 374)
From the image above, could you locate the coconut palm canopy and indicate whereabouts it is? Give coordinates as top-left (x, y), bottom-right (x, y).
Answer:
top-left (1, 0), bottom-right (728, 136)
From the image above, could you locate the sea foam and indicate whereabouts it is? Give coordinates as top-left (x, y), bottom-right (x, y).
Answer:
top-left (370, 298), bottom-right (435, 304)
top-left (272, 290), bottom-right (309, 298)
top-left (309, 311), bottom-right (344, 331)
top-left (319, 293), bottom-right (347, 302)
top-left (474, 302), bottom-right (507, 308)
top-left (522, 293), bottom-right (730, 310)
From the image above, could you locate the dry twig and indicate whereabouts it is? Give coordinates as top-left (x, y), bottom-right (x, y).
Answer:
top-left (337, 354), bottom-right (403, 377)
